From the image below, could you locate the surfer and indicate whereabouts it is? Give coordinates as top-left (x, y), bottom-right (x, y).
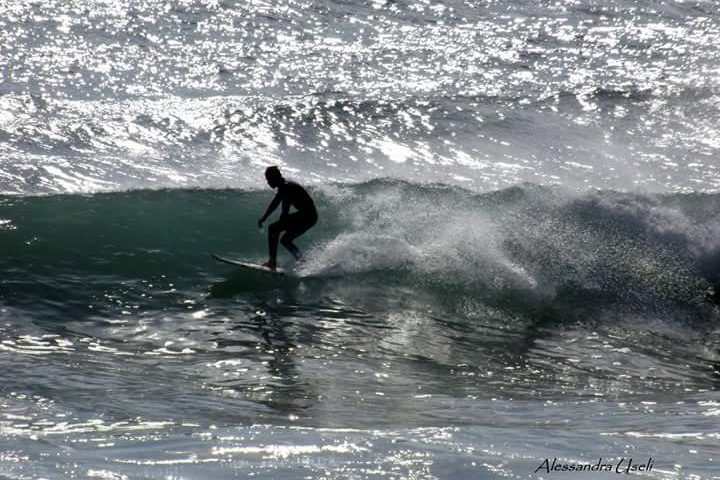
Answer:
top-left (258, 166), bottom-right (318, 270)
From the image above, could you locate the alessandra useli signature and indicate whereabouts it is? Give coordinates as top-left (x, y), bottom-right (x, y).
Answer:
top-left (535, 458), bottom-right (654, 474)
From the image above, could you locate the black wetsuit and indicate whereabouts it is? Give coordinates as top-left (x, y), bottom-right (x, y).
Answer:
top-left (263, 181), bottom-right (317, 262)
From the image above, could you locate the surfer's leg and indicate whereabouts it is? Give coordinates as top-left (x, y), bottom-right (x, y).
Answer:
top-left (267, 220), bottom-right (285, 268)
top-left (280, 236), bottom-right (302, 260)
top-left (280, 213), bottom-right (317, 260)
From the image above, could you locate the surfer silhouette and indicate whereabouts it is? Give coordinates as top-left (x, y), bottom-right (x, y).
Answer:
top-left (258, 166), bottom-right (318, 270)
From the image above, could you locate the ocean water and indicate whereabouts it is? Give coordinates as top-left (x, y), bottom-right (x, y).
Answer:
top-left (1, 0), bottom-right (720, 479)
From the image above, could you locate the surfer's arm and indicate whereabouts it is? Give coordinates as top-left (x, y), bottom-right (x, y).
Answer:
top-left (258, 193), bottom-right (281, 227)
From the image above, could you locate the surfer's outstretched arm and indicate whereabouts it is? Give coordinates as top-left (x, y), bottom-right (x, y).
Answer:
top-left (258, 193), bottom-right (280, 228)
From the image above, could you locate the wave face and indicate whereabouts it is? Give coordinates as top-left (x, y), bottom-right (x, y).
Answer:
top-left (1, 0), bottom-right (720, 194)
top-left (3, 182), bottom-right (720, 357)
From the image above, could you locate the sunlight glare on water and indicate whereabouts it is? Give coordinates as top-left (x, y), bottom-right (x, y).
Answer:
top-left (1, 0), bottom-right (719, 194)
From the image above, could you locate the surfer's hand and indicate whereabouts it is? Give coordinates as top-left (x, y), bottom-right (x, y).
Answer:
top-left (257, 219), bottom-right (264, 229)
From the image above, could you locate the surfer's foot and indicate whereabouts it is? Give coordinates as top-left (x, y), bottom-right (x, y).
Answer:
top-left (262, 260), bottom-right (277, 271)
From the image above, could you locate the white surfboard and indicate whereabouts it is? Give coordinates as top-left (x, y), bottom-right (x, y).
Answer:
top-left (211, 254), bottom-right (285, 275)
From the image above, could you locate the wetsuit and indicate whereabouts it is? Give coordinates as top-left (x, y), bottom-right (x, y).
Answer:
top-left (261, 180), bottom-right (318, 263)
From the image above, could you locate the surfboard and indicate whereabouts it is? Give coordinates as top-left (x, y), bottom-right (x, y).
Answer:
top-left (211, 254), bottom-right (286, 275)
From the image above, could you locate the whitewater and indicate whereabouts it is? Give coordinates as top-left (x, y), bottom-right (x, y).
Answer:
top-left (1, 0), bottom-right (720, 479)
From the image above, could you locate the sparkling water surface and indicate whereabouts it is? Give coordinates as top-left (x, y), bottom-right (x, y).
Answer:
top-left (1, 0), bottom-right (719, 194)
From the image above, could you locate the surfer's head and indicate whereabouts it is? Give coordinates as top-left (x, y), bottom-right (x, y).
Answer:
top-left (264, 166), bottom-right (283, 188)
